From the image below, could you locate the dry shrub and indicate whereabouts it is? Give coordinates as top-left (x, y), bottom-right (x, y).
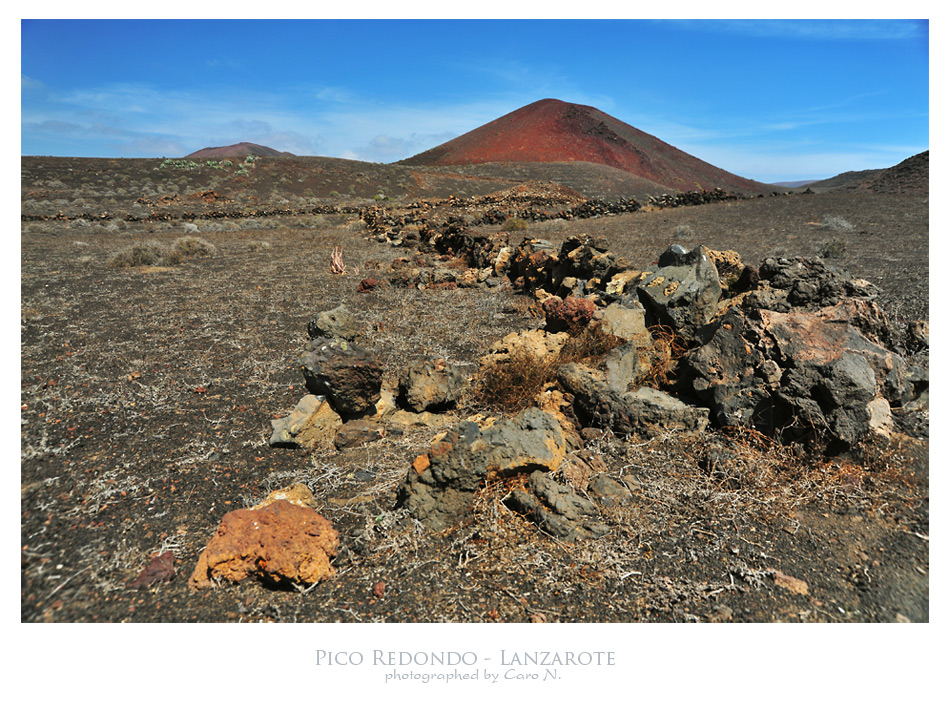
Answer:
top-left (559, 322), bottom-right (624, 364)
top-left (107, 241), bottom-right (184, 268)
top-left (469, 347), bottom-right (559, 414)
top-left (502, 217), bottom-right (528, 232)
top-left (637, 324), bottom-right (689, 388)
top-left (173, 235), bottom-right (216, 256)
top-left (662, 426), bottom-right (925, 524)
top-left (469, 323), bottom-right (623, 414)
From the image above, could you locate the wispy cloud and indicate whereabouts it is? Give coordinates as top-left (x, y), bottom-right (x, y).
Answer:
top-left (21, 74), bottom-right (44, 91)
top-left (661, 19), bottom-right (927, 41)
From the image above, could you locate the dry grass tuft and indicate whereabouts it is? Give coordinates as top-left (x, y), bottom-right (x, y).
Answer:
top-left (637, 324), bottom-right (690, 388)
top-left (468, 323), bottom-right (623, 414)
top-left (172, 235), bottom-right (217, 256)
top-left (107, 240), bottom-right (185, 268)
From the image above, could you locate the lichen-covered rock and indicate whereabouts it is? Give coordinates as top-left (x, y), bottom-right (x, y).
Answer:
top-left (189, 500), bottom-right (339, 589)
top-left (397, 408), bottom-right (567, 531)
top-left (307, 305), bottom-right (360, 342)
top-left (299, 338), bottom-right (383, 419)
top-left (398, 358), bottom-right (467, 412)
top-left (252, 483), bottom-right (317, 510)
top-left (479, 329), bottom-right (569, 369)
top-left (637, 244), bottom-right (723, 341)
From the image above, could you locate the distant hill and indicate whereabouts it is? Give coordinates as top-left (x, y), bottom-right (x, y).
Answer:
top-left (860, 151), bottom-right (929, 194)
top-left (401, 98), bottom-right (776, 196)
top-left (184, 142), bottom-right (294, 159)
top-left (803, 151), bottom-right (928, 194)
top-left (803, 169), bottom-right (884, 193)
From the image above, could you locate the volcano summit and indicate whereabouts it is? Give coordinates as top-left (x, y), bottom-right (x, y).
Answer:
top-left (402, 98), bottom-right (773, 195)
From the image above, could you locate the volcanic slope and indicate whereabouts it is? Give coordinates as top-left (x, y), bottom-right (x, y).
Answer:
top-left (800, 150), bottom-right (929, 194)
top-left (185, 142), bottom-right (294, 159)
top-left (401, 98), bottom-right (775, 195)
top-left (860, 150), bottom-right (929, 194)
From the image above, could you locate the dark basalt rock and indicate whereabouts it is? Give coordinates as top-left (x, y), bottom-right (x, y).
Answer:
top-left (299, 338), bottom-right (383, 420)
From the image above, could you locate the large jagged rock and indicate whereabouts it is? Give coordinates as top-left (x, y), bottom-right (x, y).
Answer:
top-left (757, 257), bottom-right (881, 309)
top-left (299, 338), bottom-right (383, 419)
top-left (398, 358), bottom-right (467, 413)
top-left (189, 500), bottom-right (339, 589)
top-left (685, 299), bottom-right (910, 449)
top-left (558, 363), bottom-right (708, 436)
top-left (637, 244), bottom-right (723, 341)
top-left (397, 408), bottom-right (567, 531)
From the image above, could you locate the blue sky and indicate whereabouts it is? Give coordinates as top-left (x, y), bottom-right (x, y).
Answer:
top-left (20, 18), bottom-right (930, 182)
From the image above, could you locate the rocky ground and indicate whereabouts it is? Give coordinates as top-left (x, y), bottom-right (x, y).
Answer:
top-left (20, 157), bottom-right (929, 624)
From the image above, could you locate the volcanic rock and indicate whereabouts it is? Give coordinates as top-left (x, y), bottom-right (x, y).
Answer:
top-left (504, 471), bottom-right (610, 541)
top-left (397, 408), bottom-right (567, 531)
top-left (398, 358), bottom-right (467, 413)
top-left (299, 338), bottom-right (383, 419)
top-left (558, 449), bottom-right (609, 491)
top-left (594, 300), bottom-right (652, 344)
top-left (269, 394), bottom-right (342, 450)
top-left (189, 500), bottom-right (339, 589)
top-left (637, 244), bottom-right (723, 342)
top-left (307, 305), bottom-right (360, 342)
top-left (334, 419), bottom-right (386, 449)
top-left (252, 483), bottom-right (318, 510)
top-left (479, 329), bottom-right (569, 369)
top-left (558, 363), bottom-right (708, 436)
top-left (542, 295), bottom-right (596, 334)
top-left (586, 474), bottom-right (633, 508)
top-left (127, 551), bottom-right (175, 589)
top-left (684, 299), bottom-right (910, 450)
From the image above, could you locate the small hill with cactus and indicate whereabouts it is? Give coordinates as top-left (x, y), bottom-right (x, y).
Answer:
top-left (185, 142), bottom-right (294, 159)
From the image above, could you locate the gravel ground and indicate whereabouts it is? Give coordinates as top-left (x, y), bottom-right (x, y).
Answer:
top-left (21, 182), bottom-right (928, 626)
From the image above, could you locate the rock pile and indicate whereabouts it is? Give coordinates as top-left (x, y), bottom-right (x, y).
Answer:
top-left (646, 188), bottom-right (739, 209)
top-left (270, 304), bottom-right (471, 452)
top-left (269, 227), bottom-right (927, 543)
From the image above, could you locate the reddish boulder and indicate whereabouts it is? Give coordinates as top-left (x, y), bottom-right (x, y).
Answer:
top-left (189, 500), bottom-right (339, 589)
top-left (543, 295), bottom-right (596, 334)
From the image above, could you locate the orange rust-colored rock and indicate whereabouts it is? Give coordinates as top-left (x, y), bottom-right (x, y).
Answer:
top-left (412, 453), bottom-right (431, 474)
top-left (189, 500), bottom-right (339, 589)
